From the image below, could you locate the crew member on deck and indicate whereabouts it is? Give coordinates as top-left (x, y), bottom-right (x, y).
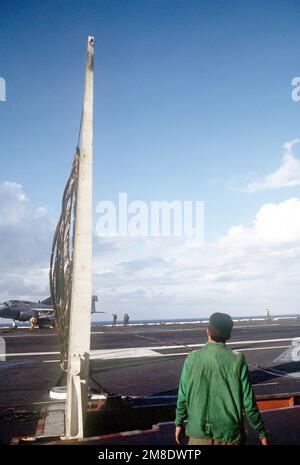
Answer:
top-left (123, 313), bottom-right (129, 327)
top-left (175, 312), bottom-right (269, 445)
top-left (112, 313), bottom-right (117, 327)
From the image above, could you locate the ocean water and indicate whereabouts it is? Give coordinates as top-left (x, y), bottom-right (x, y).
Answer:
top-left (1, 313), bottom-right (299, 328)
top-left (91, 313), bottom-right (300, 327)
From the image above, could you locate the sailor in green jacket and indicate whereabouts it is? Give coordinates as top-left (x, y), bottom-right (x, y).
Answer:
top-left (175, 313), bottom-right (269, 445)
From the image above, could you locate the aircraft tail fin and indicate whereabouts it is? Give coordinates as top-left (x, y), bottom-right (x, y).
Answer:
top-left (41, 294), bottom-right (104, 313)
top-left (91, 295), bottom-right (98, 313)
top-left (41, 296), bottom-right (53, 305)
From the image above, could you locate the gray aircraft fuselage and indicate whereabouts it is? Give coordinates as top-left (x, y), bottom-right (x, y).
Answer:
top-left (0, 300), bottom-right (54, 328)
top-left (0, 295), bottom-right (103, 329)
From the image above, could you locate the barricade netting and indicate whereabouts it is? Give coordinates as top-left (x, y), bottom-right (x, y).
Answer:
top-left (49, 147), bottom-right (80, 371)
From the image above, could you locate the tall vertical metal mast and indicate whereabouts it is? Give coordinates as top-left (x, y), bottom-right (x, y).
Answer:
top-left (65, 36), bottom-right (94, 439)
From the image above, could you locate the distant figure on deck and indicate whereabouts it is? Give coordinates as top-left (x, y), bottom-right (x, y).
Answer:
top-left (266, 308), bottom-right (272, 321)
top-left (175, 312), bottom-right (269, 446)
top-left (123, 313), bottom-right (129, 327)
top-left (112, 313), bottom-right (117, 327)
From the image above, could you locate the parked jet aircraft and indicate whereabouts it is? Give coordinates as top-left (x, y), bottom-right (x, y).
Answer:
top-left (0, 295), bottom-right (102, 329)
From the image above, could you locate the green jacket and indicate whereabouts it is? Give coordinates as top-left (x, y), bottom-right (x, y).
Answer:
top-left (175, 341), bottom-right (267, 443)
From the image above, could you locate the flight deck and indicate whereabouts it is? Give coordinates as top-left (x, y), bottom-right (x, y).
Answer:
top-left (1, 317), bottom-right (300, 444)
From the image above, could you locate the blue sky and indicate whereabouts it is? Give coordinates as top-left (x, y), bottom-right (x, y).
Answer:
top-left (1, 0), bottom-right (300, 319)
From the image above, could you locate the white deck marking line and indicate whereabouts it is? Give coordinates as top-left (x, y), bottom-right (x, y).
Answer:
top-left (37, 344), bottom-right (292, 363)
top-left (43, 359), bottom-right (63, 363)
top-left (1, 323), bottom-right (284, 338)
top-left (253, 382), bottom-right (279, 386)
top-left (110, 345), bottom-right (290, 358)
top-left (90, 324), bottom-right (282, 335)
top-left (0, 337), bottom-right (295, 358)
top-left (235, 345), bottom-right (290, 352)
top-left (1, 351), bottom-right (60, 357)
top-left (90, 347), bottom-right (161, 360)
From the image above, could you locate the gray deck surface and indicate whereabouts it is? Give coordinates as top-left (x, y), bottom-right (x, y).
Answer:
top-left (1, 318), bottom-right (300, 444)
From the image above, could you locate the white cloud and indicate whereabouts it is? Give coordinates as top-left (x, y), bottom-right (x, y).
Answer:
top-left (246, 139), bottom-right (300, 192)
top-left (220, 198), bottom-right (300, 246)
top-left (0, 182), bottom-right (55, 301)
top-left (93, 197), bottom-right (300, 319)
top-left (1, 181), bottom-right (300, 319)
